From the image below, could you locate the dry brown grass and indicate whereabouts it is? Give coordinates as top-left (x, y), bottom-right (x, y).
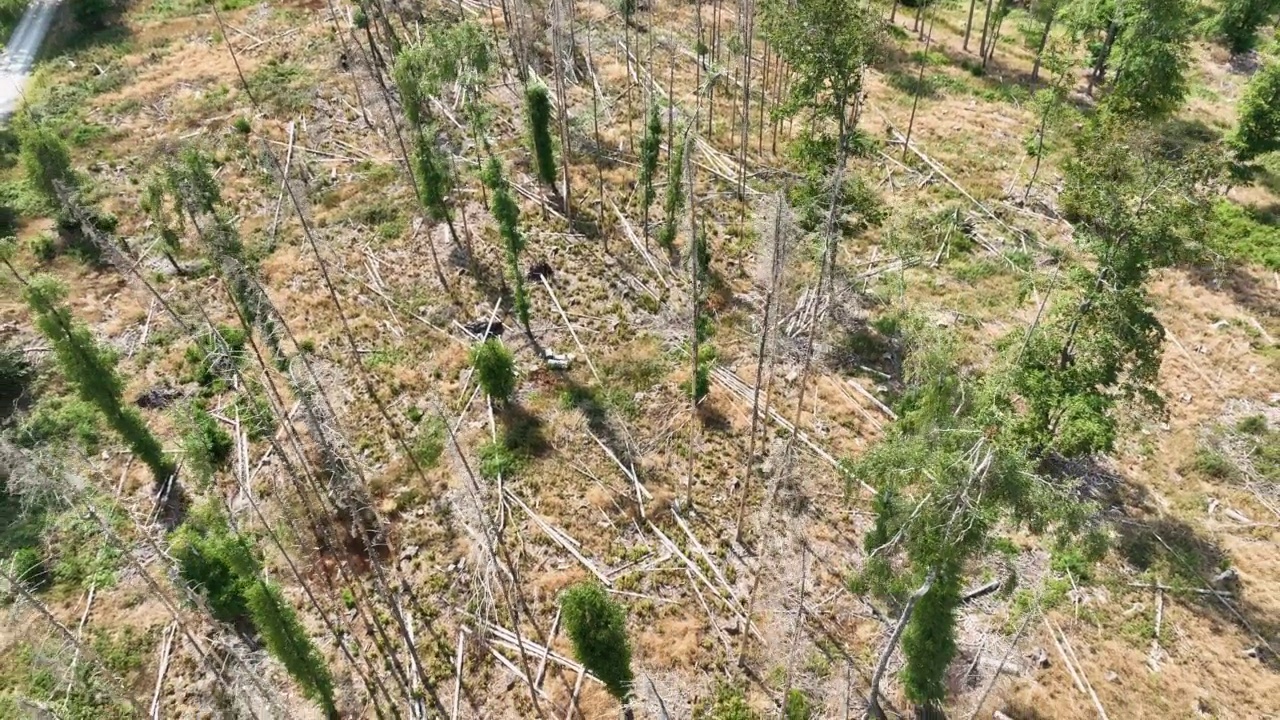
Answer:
top-left (3, 0), bottom-right (1280, 718)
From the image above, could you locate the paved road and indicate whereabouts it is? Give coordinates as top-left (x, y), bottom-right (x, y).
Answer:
top-left (0, 0), bottom-right (62, 120)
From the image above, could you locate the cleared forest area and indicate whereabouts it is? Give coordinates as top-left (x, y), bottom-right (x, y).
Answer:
top-left (0, 0), bottom-right (1278, 717)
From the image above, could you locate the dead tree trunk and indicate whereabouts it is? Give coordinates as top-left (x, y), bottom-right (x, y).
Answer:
top-left (902, 8), bottom-right (936, 160)
top-left (866, 571), bottom-right (937, 720)
top-left (734, 192), bottom-right (787, 543)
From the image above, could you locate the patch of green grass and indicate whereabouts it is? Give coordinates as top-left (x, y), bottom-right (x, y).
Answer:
top-left (886, 70), bottom-right (940, 99)
top-left (1183, 447), bottom-right (1238, 480)
top-left (693, 681), bottom-right (759, 720)
top-left (16, 395), bottom-right (104, 451)
top-left (1210, 199), bottom-right (1280, 270)
top-left (411, 418), bottom-right (446, 469)
top-left (478, 438), bottom-right (523, 480)
top-left (248, 59), bottom-right (315, 115)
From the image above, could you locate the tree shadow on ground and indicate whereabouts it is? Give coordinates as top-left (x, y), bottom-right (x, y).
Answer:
top-left (1185, 262), bottom-right (1280, 330)
top-left (496, 402), bottom-right (551, 460)
top-left (1045, 455), bottom-right (1280, 671)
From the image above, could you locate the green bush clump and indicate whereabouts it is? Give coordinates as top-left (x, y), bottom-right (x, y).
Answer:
top-left (170, 503), bottom-right (258, 625)
top-left (17, 395), bottom-right (104, 450)
top-left (184, 324), bottom-right (248, 390)
top-left (470, 339), bottom-right (516, 404)
top-left (560, 582), bottom-right (633, 703)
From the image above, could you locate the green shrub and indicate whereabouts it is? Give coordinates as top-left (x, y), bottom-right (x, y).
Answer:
top-left (170, 504), bottom-right (258, 624)
top-left (17, 396), bottom-right (103, 450)
top-left (232, 116), bottom-right (252, 135)
top-left (184, 323), bottom-right (247, 390)
top-left (181, 404), bottom-right (233, 481)
top-left (470, 339), bottom-right (516, 404)
top-left (1185, 447), bottom-right (1237, 480)
top-left (783, 689), bottom-right (813, 720)
top-left (411, 417), bottom-right (445, 469)
top-left (9, 546), bottom-right (49, 588)
top-left (28, 232), bottom-right (56, 262)
top-left (477, 438), bottom-right (521, 480)
top-left (560, 582), bottom-right (633, 702)
top-left (693, 682), bottom-right (758, 720)
top-left (1237, 414), bottom-right (1268, 435)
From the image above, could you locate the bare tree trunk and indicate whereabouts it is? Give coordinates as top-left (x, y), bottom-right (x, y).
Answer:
top-left (1030, 5), bottom-right (1056, 82)
top-left (734, 193), bottom-right (786, 543)
top-left (1088, 21), bottom-right (1118, 95)
top-left (978, 0), bottom-right (996, 61)
top-left (757, 39), bottom-right (770, 154)
top-left (587, 31), bottom-right (607, 245)
top-left (553, 0), bottom-right (574, 225)
top-left (866, 571), bottom-right (937, 720)
top-left (684, 123), bottom-right (700, 510)
top-left (963, 0), bottom-right (979, 50)
top-left (902, 8), bottom-right (936, 160)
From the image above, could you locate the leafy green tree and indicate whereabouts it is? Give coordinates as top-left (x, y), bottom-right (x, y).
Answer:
top-left (760, 0), bottom-right (881, 149)
top-left (1106, 0), bottom-right (1193, 118)
top-left (482, 156), bottom-right (531, 331)
top-left (1214, 0), bottom-right (1276, 54)
top-left (470, 338), bottom-right (517, 404)
top-left (657, 131), bottom-right (689, 251)
top-left (849, 319), bottom-right (1086, 714)
top-left (25, 275), bottom-right (174, 486)
top-left (1000, 113), bottom-right (1222, 457)
top-left (637, 103), bottom-right (662, 245)
top-left (560, 582), bottom-right (633, 704)
top-left (173, 504), bottom-right (337, 718)
top-left (1232, 59), bottom-right (1280, 161)
top-left (411, 130), bottom-right (461, 245)
top-left (524, 79), bottom-right (558, 189)
top-left (140, 174), bottom-right (184, 273)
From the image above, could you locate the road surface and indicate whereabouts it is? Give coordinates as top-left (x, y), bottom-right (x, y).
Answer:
top-left (0, 0), bottom-right (62, 120)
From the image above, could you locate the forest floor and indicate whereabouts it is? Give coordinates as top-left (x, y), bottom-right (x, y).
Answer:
top-left (1, 0), bottom-right (1279, 718)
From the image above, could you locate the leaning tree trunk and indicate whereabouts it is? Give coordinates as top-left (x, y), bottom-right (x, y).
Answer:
top-left (866, 571), bottom-right (937, 720)
top-left (1030, 6), bottom-right (1057, 82)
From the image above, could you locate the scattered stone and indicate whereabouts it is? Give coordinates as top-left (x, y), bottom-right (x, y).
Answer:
top-left (1031, 647), bottom-right (1050, 669)
top-left (1242, 646), bottom-right (1260, 659)
top-left (1105, 671), bottom-right (1120, 684)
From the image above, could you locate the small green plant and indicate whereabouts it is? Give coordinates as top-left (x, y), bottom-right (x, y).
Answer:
top-left (477, 438), bottom-right (522, 480)
top-left (470, 338), bottom-right (517, 404)
top-left (411, 417), bottom-right (446, 468)
top-left (181, 403), bottom-right (233, 482)
top-left (481, 156), bottom-right (531, 331)
top-left (560, 582), bottom-right (634, 704)
top-left (783, 688), bottom-right (813, 720)
top-left (524, 79), bottom-right (558, 188)
top-left (657, 131), bottom-right (689, 250)
top-left (1237, 414), bottom-right (1268, 435)
top-left (693, 681), bottom-right (758, 719)
top-left (232, 116), bottom-right (252, 135)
